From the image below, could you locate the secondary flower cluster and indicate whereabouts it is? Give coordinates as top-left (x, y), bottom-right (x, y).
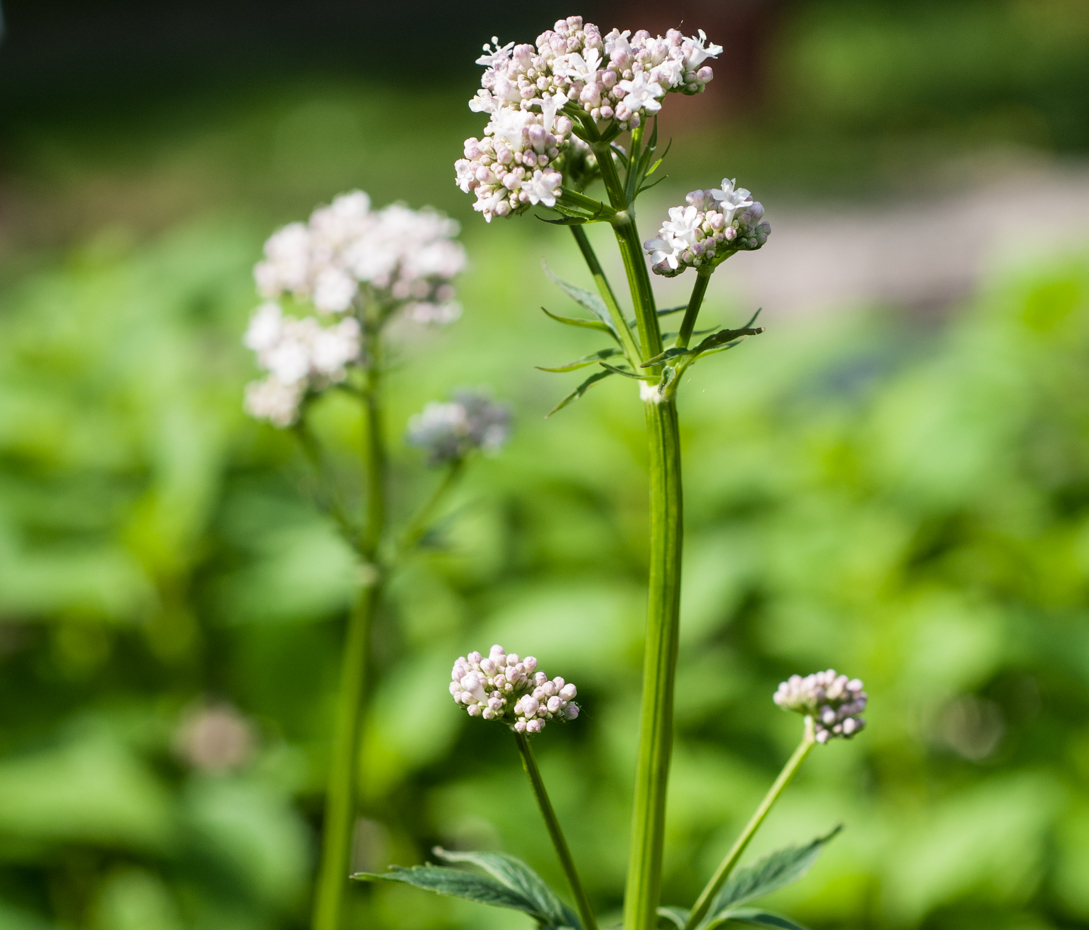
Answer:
top-left (407, 390), bottom-right (512, 465)
top-left (645, 179), bottom-right (771, 277)
top-left (243, 191), bottom-right (468, 427)
top-left (254, 190), bottom-right (466, 321)
top-left (450, 645), bottom-right (579, 733)
top-left (774, 670), bottom-right (867, 743)
top-left (243, 303), bottom-right (361, 426)
top-left (456, 15), bottom-right (722, 221)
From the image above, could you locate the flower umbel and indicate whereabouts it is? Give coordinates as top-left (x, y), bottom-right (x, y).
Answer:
top-left (645, 180), bottom-right (770, 277)
top-left (243, 191), bottom-right (467, 428)
top-left (456, 15), bottom-right (722, 221)
top-left (774, 670), bottom-right (867, 743)
top-left (407, 389), bottom-right (512, 465)
top-left (450, 645), bottom-right (579, 733)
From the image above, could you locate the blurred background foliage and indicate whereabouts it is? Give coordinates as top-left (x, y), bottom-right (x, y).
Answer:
top-left (2, 1), bottom-right (1089, 928)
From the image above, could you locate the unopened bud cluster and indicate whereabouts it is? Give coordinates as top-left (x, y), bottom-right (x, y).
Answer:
top-left (645, 180), bottom-right (771, 277)
top-left (774, 670), bottom-right (867, 743)
top-left (243, 303), bottom-right (361, 426)
top-left (407, 390), bottom-right (512, 465)
top-left (457, 15), bottom-right (721, 222)
top-left (450, 645), bottom-right (579, 734)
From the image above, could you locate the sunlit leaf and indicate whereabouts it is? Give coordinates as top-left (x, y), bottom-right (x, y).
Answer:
top-left (541, 307), bottom-right (618, 343)
top-left (542, 263), bottom-right (618, 335)
top-left (546, 369), bottom-right (617, 417)
top-left (706, 908), bottom-right (810, 930)
top-left (537, 348), bottom-right (624, 373)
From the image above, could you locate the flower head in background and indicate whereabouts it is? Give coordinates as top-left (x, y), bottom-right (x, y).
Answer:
top-left (174, 702), bottom-right (257, 774)
top-left (407, 389), bottom-right (512, 465)
top-left (243, 191), bottom-right (467, 427)
top-left (254, 191), bottom-right (466, 319)
top-left (450, 644), bottom-right (579, 733)
top-left (645, 179), bottom-right (770, 277)
top-left (456, 15), bottom-right (722, 222)
top-left (774, 670), bottom-right (867, 743)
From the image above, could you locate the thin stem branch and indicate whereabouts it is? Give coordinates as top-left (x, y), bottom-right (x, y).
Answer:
top-left (675, 271), bottom-right (712, 350)
top-left (569, 225), bottom-right (642, 365)
top-left (683, 720), bottom-right (817, 930)
top-left (294, 420), bottom-right (357, 544)
top-left (393, 458), bottom-right (464, 559)
top-left (515, 733), bottom-right (599, 930)
top-left (312, 329), bottom-right (388, 930)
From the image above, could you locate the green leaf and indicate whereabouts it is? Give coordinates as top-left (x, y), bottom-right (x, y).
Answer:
top-left (541, 307), bottom-right (618, 343)
top-left (709, 827), bottom-right (843, 915)
top-left (706, 909), bottom-right (810, 930)
top-left (598, 362), bottom-right (651, 381)
top-left (539, 215), bottom-right (590, 226)
top-left (353, 865), bottom-right (541, 915)
top-left (433, 848), bottom-right (580, 929)
top-left (537, 348), bottom-right (624, 373)
top-left (658, 906), bottom-right (691, 930)
top-left (542, 263), bottom-right (618, 336)
top-left (546, 369), bottom-right (617, 417)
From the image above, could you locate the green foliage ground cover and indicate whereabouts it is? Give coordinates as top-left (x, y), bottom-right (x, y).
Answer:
top-left (0, 205), bottom-right (1088, 930)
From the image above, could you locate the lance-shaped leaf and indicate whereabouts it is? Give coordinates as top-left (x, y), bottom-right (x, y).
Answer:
top-left (542, 263), bottom-right (618, 337)
top-left (705, 909), bottom-right (810, 930)
top-left (639, 324), bottom-right (764, 368)
top-left (546, 368), bottom-right (616, 417)
top-left (537, 347), bottom-right (624, 373)
top-left (541, 307), bottom-right (619, 343)
top-left (707, 827), bottom-right (843, 917)
top-left (354, 865), bottom-right (543, 916)
top-left (598, 361), bottom-right (651, 381)
top-left (433, 848), bottom-right (580, 929)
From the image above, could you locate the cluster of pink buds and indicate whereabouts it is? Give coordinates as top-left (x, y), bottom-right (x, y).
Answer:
top-left (456, 15), bottom-right (722, 221)
top-left (774, 670), bottom-right (868, 743)
top-left (645, 179), bottom-right (771, 277)
top-left (450, 645), bottom-right (579, 734)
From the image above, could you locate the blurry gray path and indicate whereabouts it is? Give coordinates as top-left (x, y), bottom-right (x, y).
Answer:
top-left (713, 163), bottom-right (1089, 318)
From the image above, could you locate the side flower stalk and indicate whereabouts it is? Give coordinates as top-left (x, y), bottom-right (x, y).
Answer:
top-left (243, 192), bottom-right (511, 930)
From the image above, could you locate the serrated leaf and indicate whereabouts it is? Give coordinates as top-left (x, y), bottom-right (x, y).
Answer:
top-left (541, 307), bottom-right (618, 343)
top-left (433, 848), bottom-right (580, 929)
top-left (705, 909), bottom-right (810, 930)
top-left (546, 368), bottom-right (616, 417)
top-left (542, 263), bottom-right (617, 336)
top-left (658, 906), bottom-right (690, 930)
top-left (536, 348), bottom-right (623, 373)
top-left (353, 865), bottom-right (540, 915)
top-left (709, 827), bottom-right (843, 916)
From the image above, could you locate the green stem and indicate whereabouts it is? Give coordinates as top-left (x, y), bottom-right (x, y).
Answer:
top-left (294, 419), bottom-right (356, 543)
top-left (515, 733), bottom-right (599, 930)
top-left (569, 225), bottom-right (642, 365)
top-left (394, 458), bottom-right (464, 558)
top-left (675, 271), bottom-right (712, 350)
top-left (683, 720), bottom-right (817, 930)
top-left (623, 397), bottom-right (683, 930)
top-left (312, 331), bottom-right (388, 930)
top-left (611, 217), bottom-right (660, 365)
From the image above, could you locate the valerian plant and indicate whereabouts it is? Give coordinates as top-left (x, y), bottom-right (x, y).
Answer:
top-left (241, 190), bottom-right (511, 930)
top-left (354, 14), bottom-right (868, 930)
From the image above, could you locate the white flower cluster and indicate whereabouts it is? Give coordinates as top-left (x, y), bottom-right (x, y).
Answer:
top-left (774, 670), bottom-right (867, 743)
top-left (254, 190), bottom-right (466, 320)
top-left (456, 16), bottom-right (722, 221)
top-left (244, 191), bottom-right (468, 427)
top-left (243, 302), bottom-right (361, 427)
top-left (450, 645), bottom-right (579, 734)
top-left (645, 179), bottom-right (771, 277)
top-left (406, 389), bottom-right (512, 464)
